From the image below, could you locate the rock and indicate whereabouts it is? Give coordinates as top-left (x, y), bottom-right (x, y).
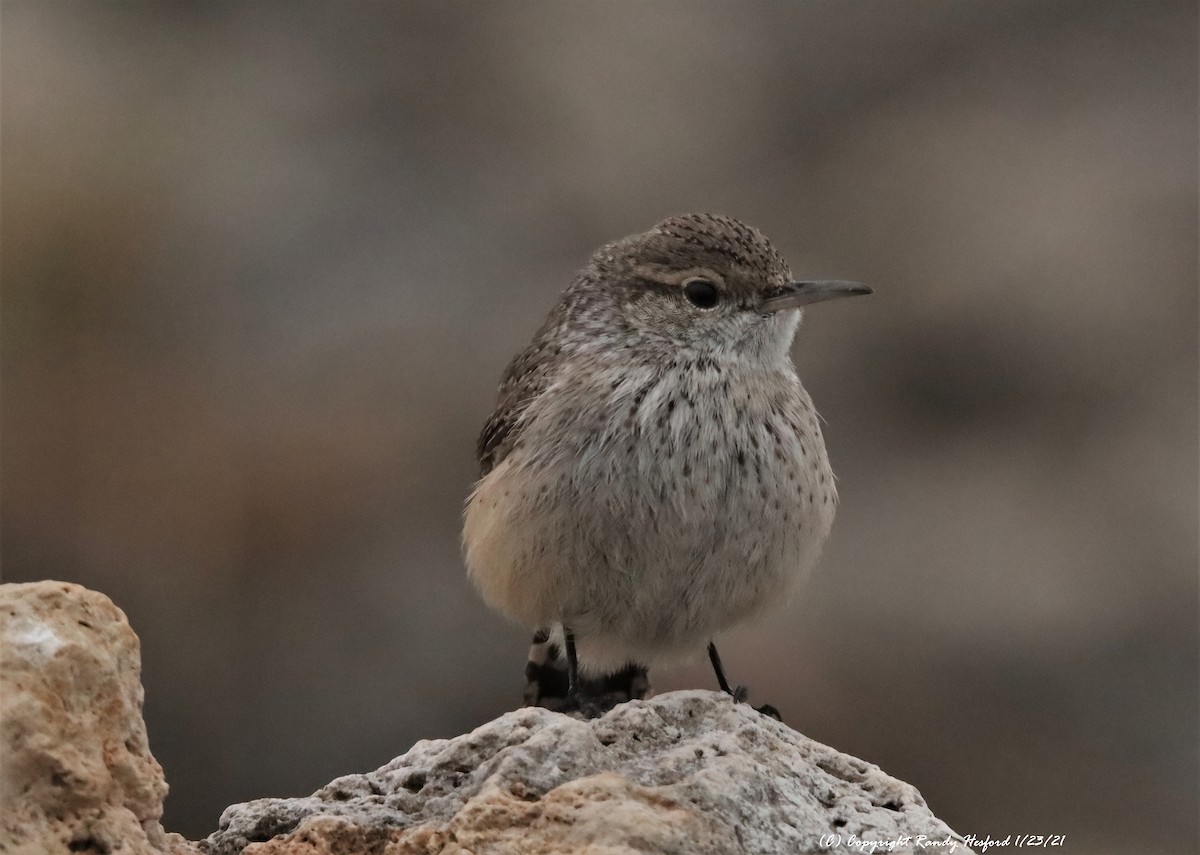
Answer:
top-left (204, 691), bottom-right (971, 855)
top-left (0, 581), bottom-right (198, 855)
top-left (0, 579), bottom-right (968, 855)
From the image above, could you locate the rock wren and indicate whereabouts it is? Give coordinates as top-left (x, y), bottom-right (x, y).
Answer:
top-left (463, 214), bottom-right (870, 716)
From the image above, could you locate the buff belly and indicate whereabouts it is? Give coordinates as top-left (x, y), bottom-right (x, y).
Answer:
top-left (463, 414), bottom-right (836, 673)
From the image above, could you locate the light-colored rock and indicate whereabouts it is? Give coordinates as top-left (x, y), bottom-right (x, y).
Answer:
top-left (0, 581), bottom-right (198, 855)
top-left (205, 691), bottom-right (971, 855)
top-left (0, 580), bottom-right (968, 855)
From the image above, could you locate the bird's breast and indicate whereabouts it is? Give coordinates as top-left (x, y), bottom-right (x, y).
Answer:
top-left (463, 353), bottom-right (837, 647)
top-left (521, 355), bottom-right (838, 573)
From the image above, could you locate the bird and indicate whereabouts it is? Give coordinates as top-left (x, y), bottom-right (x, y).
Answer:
top-left (462, 213), bottom-right (870, 717)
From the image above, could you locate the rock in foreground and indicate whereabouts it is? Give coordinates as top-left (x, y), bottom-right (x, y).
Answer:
top-left (0, 581), bottom-right (196, 855)
top-left (205, 690), bottom-right (970, 855)
top-left (0, 580), bottom-right (968, 855)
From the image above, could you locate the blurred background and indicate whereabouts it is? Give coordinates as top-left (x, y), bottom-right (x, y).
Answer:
top-left (3, 2), bottom-right (1196, 852)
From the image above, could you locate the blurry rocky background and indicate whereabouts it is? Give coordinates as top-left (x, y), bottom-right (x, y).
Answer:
top-left (3, 2), bottom-right (1196, 853)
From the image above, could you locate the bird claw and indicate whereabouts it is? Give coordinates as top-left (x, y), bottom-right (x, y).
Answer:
top-left (726, 685), bottom-right (782, 722)
top-left (559, 693), bottom-right (606, 720)
top-left (754, 703), bottom-right (782, 721)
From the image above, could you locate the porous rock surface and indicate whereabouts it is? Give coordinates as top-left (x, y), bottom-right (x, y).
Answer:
top-left (204, 691), bottom-right (971, 855)
top-left (0, 581), bottom-right (198, 855)
top-left (0, 580), bottom-right (969, 855)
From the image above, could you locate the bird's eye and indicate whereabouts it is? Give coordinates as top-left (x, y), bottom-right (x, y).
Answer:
top-left (683, 278), bottom-right (720, 309)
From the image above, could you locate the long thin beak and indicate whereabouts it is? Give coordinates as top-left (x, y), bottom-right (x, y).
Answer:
top-left (758, 280), bottom-right (873, 313)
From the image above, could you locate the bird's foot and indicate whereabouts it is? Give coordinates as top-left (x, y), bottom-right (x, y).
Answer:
top-left (722, 684), bottom-right (782, 721)
top-left (707, 641), bottom-right (779, 719)
top-left (557, 692), bottom-right (606, 720)
top-left (754, 702), bottom-right (782, 721)
top-left (524, 630), bottom-right (650, 716)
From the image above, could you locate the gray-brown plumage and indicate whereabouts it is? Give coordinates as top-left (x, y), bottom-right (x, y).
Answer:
top-left (464, 214), bottom-right (869, 713)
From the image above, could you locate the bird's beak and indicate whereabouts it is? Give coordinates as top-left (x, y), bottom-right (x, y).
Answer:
top-left (758, 280), bottom-right (873, 313)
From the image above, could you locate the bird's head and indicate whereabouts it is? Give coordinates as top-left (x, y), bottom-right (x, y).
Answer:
top-left (575, 213), bottom-right (870, 360)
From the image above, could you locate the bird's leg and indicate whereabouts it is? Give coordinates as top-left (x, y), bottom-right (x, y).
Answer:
top-left (564, 626), bottom-right (581, 699)
top-left (559, 625), bottom-right (603, 719)
top-left (523, 626), bottom-right (649, 715)
top-left (708, 641), bottom-right (781, 720)
top-left (707, 640), bottom-right (747, 700)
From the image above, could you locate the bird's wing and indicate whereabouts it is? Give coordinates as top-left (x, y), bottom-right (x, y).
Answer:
top-left (477, 394), bottom-right (525, 475)
top-left (477, 327), bottom-right (561, 476)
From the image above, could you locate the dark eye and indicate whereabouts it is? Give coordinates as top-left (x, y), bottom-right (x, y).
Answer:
top-left (683, 278), bottom-right (719, 309)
